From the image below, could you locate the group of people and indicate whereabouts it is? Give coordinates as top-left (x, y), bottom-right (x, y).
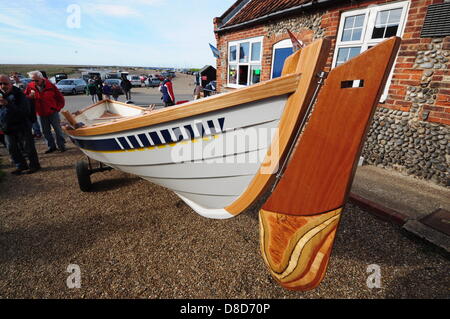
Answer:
top-left (0, 71), bottom-right (66, 175)
top-left (86, 75), bottom-right (132, 104)
top-left (0, 71), bottom-right (177, 176)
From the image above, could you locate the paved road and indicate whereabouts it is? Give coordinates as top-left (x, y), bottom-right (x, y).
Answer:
top-left (63, 87), bottom-right (195, 113)
top-left (63, 73), bottom-right (197, 113)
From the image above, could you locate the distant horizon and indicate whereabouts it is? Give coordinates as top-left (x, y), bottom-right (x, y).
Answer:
top-left (1, 63), bottom-right (206, 70)
top-left (0, 0), bottom-right (234, 67)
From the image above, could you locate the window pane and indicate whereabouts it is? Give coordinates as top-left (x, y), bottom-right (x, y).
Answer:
top-left (388, 8), bottom-right (402, 25)
top-left (372, 8), bottom-right (402, 39)
top-left (342, 30), bottom-right (352, 42)
top-left (337, 48), bottom-right (350, 64)
top-left (372, 26), bottom-right (385, 39)
top-left (229, 65), bottom-right (237, 84)
top-left (272, 47), bottom-right (293, 78)
top-left (349, 47), bottom-right (361, 59)
top-left (354, 14), bottom-right (365, 28)
top-left (385, 25), bottom-right (399, 37)
top-left (342, 14), bottom-right (365, 42)
top-left (230, 46), bottom-right (237, 62)
top-left (336, 46), bottom-right (361, 66)
top-left (251, 42), bottom-right (261, 61)
top-left (344, 16), bottom-right (355, 29)
top-left (376, 11), bottom-right (389, 26)
top-left (352, 28), bottom-right (363, 41)
top-left (238, 65), bottom-right (249, 85)
top-left (251, 65), bottom-right (261, 84)
top-left (239, 42), bottom-right (249, 63)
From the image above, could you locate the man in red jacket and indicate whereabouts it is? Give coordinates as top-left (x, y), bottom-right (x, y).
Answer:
top-left (24, 71), bottom-right (66, 153)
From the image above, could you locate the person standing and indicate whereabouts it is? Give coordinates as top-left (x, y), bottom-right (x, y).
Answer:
top-left (111, 84), bottom-right (122, 101)
top-left (0, 74), bottom-right (40, 174)
top-left (24, 71), bottom-right (66, 153)
top-left (120, 76), bottom-right (132, 101)
top-left (94, 76), bottom-right (103, 102)
top-left (10, 72), bottom-right (42, 138)
top-left (86, 79), bottom-right (98, 104)
top-left (160, 77), bottom-right (175, 107)
top-left (102, 82), bottom-right (112, 100)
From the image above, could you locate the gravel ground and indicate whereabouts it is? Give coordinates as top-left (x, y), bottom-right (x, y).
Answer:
top-left (0, 140), bottom-right (448, 299)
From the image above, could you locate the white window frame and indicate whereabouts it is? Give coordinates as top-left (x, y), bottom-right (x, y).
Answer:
top-left (227, 36), bottom-right (264, 88)
top-left (332, 1), bottom-right (410, 102)
top-left (271, 39), bottom-right (293, 79)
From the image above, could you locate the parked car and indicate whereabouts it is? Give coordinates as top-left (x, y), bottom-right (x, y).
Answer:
top-left (56, 79), bottom-right (87, 95)
top-left (128, 75), bottom-right (142, 87)
top-left (18, 78), bottom-right (32, 91)
top-left (146, 77), bottom-right (161, 88)
top-left (55, 73), bottom-right (68, 83)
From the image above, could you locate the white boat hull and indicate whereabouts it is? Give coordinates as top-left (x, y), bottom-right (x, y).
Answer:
top-left (71, 96), bottom-right (288, 218)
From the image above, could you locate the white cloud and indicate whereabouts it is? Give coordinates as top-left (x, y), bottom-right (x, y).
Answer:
top-left (84, 4), bottom-right (142, 17)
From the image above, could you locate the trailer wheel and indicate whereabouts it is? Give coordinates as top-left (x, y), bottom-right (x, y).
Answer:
top-left (76, 160), bottom-right (92, 192)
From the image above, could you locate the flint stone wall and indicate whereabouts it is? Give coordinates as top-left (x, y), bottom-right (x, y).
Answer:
top-left (363, 108), bottom-right (449, 186)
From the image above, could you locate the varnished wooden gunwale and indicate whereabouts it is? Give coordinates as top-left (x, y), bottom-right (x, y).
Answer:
top-left (64, 73), bottom-right (301, 137)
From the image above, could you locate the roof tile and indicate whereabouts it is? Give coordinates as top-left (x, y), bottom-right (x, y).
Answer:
top-left (222, 0), bottom-right (313, 27)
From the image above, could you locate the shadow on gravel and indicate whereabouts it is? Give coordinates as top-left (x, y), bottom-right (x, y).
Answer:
top-left (90, 176), bottom-right (141, 192)
top-left (40, 164), bottom-right (75, 172)
top-left (0, 211), bottom-right (151, 265)
top-left (384, 267), bottom-right (450, 298)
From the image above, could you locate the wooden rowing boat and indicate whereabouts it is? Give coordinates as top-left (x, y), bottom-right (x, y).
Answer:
top-left (62, 37), bottom-right (400, 291)
top-left (63, 38), bottom-right (330, 219)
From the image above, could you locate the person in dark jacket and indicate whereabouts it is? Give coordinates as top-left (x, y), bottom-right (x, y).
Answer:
top-left (94, 76), bottom-right (103, 102)
top-left (0, 74), bottom-right (40, 174)
top-left (159, 77), bottom-right (175, 107)
top-left (24, 71), bottom-right (66, 153)
top-left (86, 79), bottom-right (98, 104)
top-left (120, 76), bottom-right (132, 100)
top-left (102, 82), bottom-right (112, 100)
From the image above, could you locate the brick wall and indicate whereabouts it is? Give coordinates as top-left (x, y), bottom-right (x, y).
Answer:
top-left (215, 0), bottom-right (450, 125)
top-left (214, 0), bottom-right (449, 186)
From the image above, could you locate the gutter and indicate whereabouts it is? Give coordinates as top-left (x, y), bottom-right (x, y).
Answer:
top-left (216, 0), bottom-right (340, 34)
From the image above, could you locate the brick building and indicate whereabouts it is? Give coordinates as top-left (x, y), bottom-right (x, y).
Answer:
top-left (213, 0), bottom-right (450, 186)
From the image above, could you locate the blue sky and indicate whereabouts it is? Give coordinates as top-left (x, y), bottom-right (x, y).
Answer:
top-left (0, 0), bottom-right (235, 68)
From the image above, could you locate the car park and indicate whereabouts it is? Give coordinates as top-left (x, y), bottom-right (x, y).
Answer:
top-left (128, 75), bottom-right (142, 87)
top-left (56, 79), bottom-right (87, 95)
top-left (55, 73), bottom-right (68, 83)
top-left (146, 77), bottom-right (161, 88)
